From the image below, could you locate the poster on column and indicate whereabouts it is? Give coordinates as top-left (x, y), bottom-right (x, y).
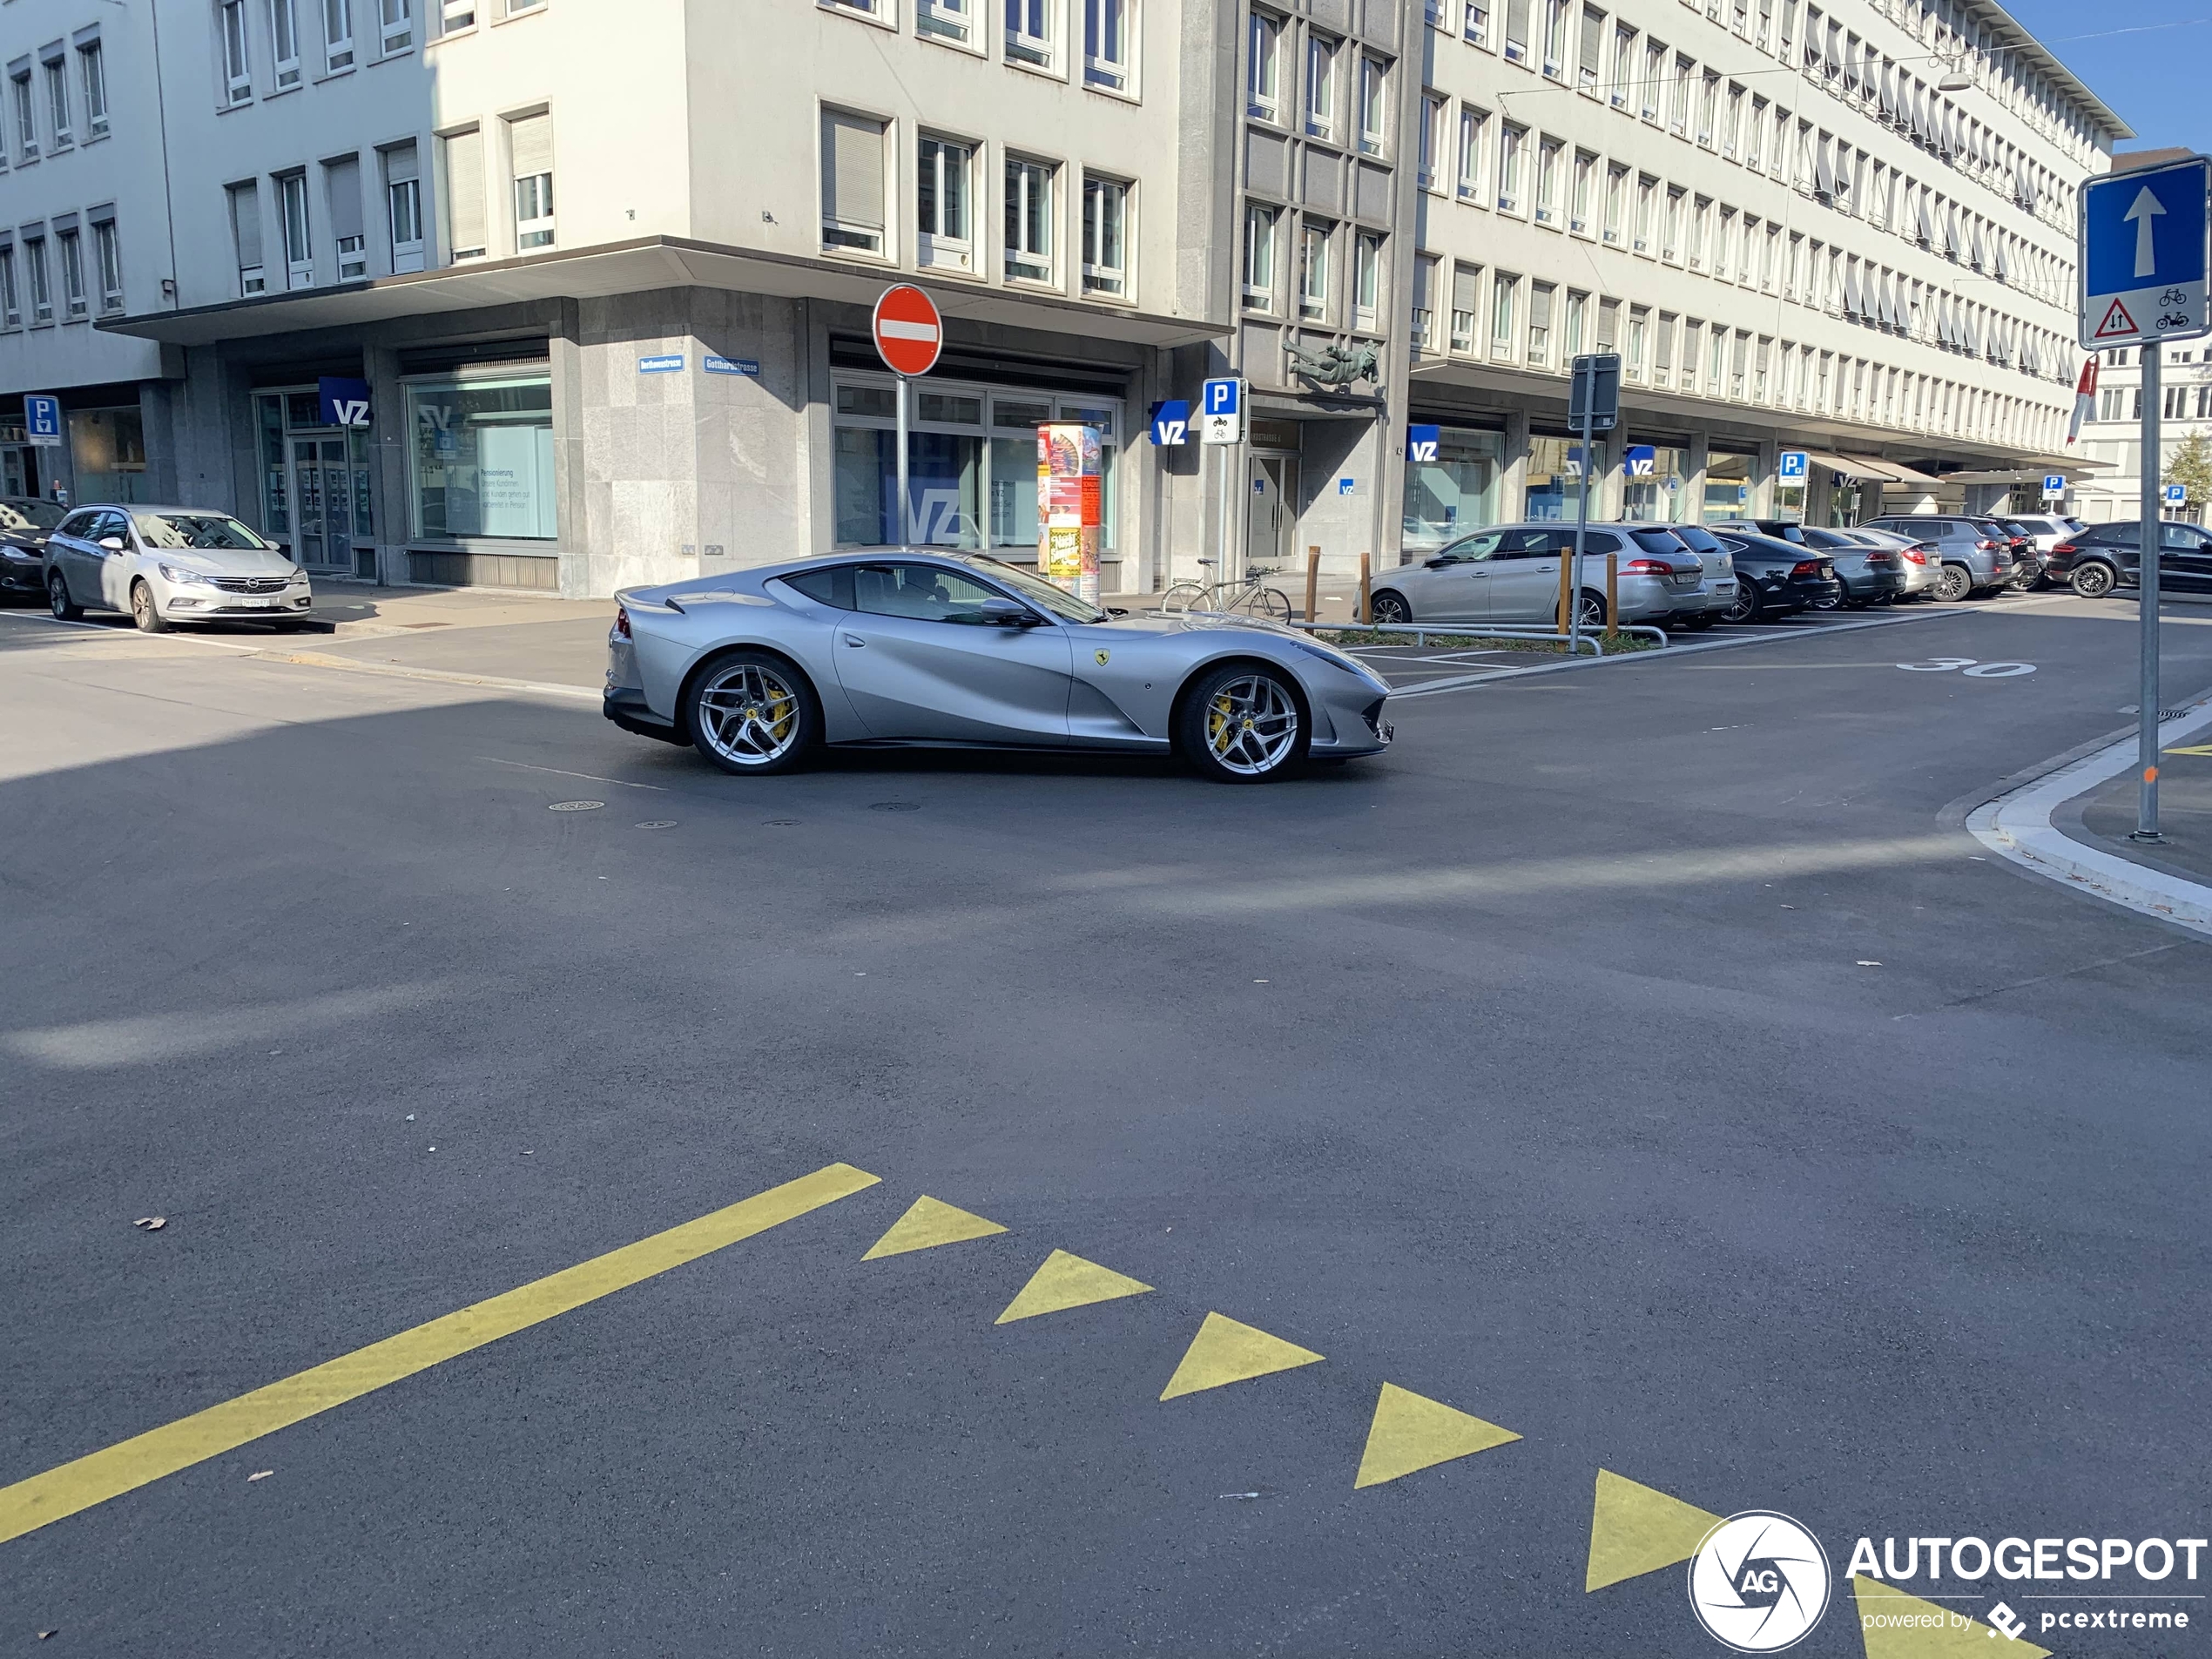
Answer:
top-left (1037, 423), bottom-right (1102, 604)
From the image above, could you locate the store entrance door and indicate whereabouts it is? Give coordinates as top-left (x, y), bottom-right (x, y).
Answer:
top-left (288, 437), bottom-right (355, 574)
top-left (1245, 456), bottom-right (1298, 578)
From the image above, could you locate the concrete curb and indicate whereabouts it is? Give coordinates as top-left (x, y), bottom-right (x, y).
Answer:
top-left (258, 650), bottom-right (604, 704)
top-left (1963, 693), bottom-right (2212, 940)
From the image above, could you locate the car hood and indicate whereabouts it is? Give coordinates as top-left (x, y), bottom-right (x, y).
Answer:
top-left (1099, 610), bottom-right (1307, 641)
top-left (149, 546), bottom-right (299, 577)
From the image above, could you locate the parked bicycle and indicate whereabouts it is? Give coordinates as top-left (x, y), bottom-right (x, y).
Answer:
top-left (1159, 559), bottom-right (1296, 623)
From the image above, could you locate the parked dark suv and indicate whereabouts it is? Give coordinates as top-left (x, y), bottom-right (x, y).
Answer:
top-left (1857, 516), bottom-right (2017, 601)
top-left (2047, 521), bottom-right (2212, 599)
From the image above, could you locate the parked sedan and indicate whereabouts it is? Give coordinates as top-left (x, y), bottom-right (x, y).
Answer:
top-left (44, 505), bottom-right (314, 631)
top-left (2047, 520), bottom-right (2212, 599)
top-left (1711, 532), bottom-right (1842, 623)
top-left (1665, 525), bottom-right (1738, 630)
top-left (606, 551), bottom-right (1393, 783)
top-left (1368, 523), bottom-right (1699, 631)
top-left (1834, 526), bottom-right (1946, 601)
top-left (1791, 526), bottom-right (1912, 608)
top-left (0, 496), bottom-right (65, 604)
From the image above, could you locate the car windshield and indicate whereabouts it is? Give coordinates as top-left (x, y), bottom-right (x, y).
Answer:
top-left (133, 512), bottom-right (273, 551)
top-left (954, 553), bottom-right (1106, 624)
top-left (0, 498), bottom-right (67, 530)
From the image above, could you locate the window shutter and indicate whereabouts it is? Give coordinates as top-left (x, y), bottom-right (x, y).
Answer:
top-left (1451, 264), bottom-right (1478, 316)
top-left (227, 181), bottom-right (262, 266)
top-left (509, 111), bottom-right (551, 179)
top-left (1578, 8), bottom-right (1602, 77)
top-left (1503, 0), bottom-right (1530, 50)
top-left (1413, 254), bottom-right (1432, 314)
top-left (384, 139), bottom-right (419, 185)
top-left (443, 126), bottom-right (485, 255)
top-left (821, 109), bottom-right (886, 231)
top-left (327, 155), bottom-right (364, 243)
top-left (1595, 296), bottom-right (1618, 349)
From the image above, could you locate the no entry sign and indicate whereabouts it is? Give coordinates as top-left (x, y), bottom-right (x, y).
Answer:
top-left (872, 284), bottom-right (943, 378)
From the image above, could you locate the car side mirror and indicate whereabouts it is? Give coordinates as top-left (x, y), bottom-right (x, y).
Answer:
top-left (1424, 555), bottom-right (1452, 569)
top-left (978, 597), bottom-right (1036, 626)
top-left (98, 536), bottom-right (125, 552)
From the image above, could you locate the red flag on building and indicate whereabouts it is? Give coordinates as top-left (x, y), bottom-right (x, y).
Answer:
top-left (2066, 357), bottom-right (2099, 445)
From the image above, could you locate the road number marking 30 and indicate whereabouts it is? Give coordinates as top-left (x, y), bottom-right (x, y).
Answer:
top-left (1896, 658), bottom-right (2037, 678)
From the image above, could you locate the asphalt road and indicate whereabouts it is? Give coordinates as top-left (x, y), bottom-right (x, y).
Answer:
top-left (3, 595), bottom-right (2209, 1657)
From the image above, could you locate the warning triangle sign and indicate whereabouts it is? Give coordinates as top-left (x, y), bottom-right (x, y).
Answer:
top-left (2094, 297), bottom-right (2139, 339)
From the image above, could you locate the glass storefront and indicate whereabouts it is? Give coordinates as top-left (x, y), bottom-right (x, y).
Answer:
top-left (404, 373), bottom-right (556, 541)
top-left (67, 408), bottom-right (148, 502)
top-left (1703, 449), bottom-right (1755, 523)
top-left (1525, 434), bottom-right (1601, 523)
top-left (832, 374), bottom-right (1121, 555)
top-left (1621, 441), bottom-right (1689, 523)
top-left (251, 389), bottom-right (376, 574)
top-left (1772, 484), bottom-right (1806, 523)
top-left (1402, 423), bottom-right (1503, 552)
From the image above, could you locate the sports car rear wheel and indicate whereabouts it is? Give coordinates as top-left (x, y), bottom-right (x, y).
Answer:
top-left (686, 651), bottom-right (819, 775)
top-left (1177, 663), bottom-right (1305, 784)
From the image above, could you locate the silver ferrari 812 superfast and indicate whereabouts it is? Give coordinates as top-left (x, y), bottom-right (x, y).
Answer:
top-left (604, 550), bottom-right (1393, 783)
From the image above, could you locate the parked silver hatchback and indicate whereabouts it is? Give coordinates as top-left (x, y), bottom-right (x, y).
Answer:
top-left (44, 505), bottom-right (313, 632)
top-left (1370, 523), bottom-right (1700, 631)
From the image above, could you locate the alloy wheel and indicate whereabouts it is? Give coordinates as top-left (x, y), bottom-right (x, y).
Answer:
top-left (1204, 674), bottom-right (1300, 777)
top-left (694, 662), bottom-right (803, 768)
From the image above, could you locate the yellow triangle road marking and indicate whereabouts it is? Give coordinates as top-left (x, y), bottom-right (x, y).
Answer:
top-left (1851, 1576), bottom-right (2052, 1657)
top-left (1584, 1468), bottom-right (1723, 1592)
top-left (2164, 742), bottom-right (2212, 757)
top-left (994, 1249), bottom-right (1153, 1324)
top-left (1159, 1312), bottom-right (1324, 1399)
top-left (862, 1196), bottom-right (1008, 1261)
top-left (1353, 1382), bottom-right (1520, 1488)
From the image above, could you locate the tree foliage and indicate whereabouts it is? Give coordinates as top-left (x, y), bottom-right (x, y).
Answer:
top-left (2167, 431), bottom-right (2212, 511)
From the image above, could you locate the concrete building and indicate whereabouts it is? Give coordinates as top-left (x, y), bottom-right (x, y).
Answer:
top-left (2071, 339), bottom-right (2212, 525)
top-left (0, 0), bottom-right (2132, 597)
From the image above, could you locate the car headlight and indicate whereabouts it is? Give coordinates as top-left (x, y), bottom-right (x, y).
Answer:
top-left (158, 563), bottom-right (212, 585)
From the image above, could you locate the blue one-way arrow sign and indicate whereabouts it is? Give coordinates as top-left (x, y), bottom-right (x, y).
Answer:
top-left (2080, 156), bottom-right (2212, 349)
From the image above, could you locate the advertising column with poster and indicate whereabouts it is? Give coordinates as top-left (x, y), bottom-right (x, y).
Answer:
top-left (1038, 422), bottom-right (1102, 604)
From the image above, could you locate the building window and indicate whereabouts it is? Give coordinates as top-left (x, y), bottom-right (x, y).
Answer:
top-left (1489, 270), bottom-right (1516, 359)
top-left (1403, 425), bottom-right (1501, 550)
top-left (1084, 0), bottom-right (1129, 89)
top-left (25, 237), bottom-right (51, 324)
top-left (1602, 162), bottom-right (1624, 243)
top-left (1534, 136), bottom-right (1561, 223)
top-left (1298, 220), bottom-right (1330, 321)
top-left (279, 172), bottom-right (312, 287)
top-left (819, 108), bottom-right (887, 257)
top-left (1357, 57), bottom-right (1386, 155)
top-left (1563, 287), bottom-right (1586, 356)
top-left (271, 0), bottom-right (303, 88)
top-left (1081, 174), bottom-right (1127, 296)
top-left (441, 0), bottom-right (475, 32)
top-left (13, 70), bottom-right (38, 157)
top-left (383, 142), bottom-right (423, 272)
top-left (1569, 148), bottom-right (1592, 232)
top-left (324, 0), bottom-right (355, 70)
top-left (1497, 122), bottom-right (1523, 212)
top-left (1465, 0), bottom-right (1488, 48)
top-left (381, 0), bottom-right (414, 52)
top-left (79, 41), bottom-right (108, 136)
top-left (441, 127), bottom-right (486, 260)
top-left (1457, 105), bottom-right (1487, 200)
top-left (57, 229), bottom-right (86, 319)
top-left (509, 112), bottom-right (554, 250)
top-left (1006, 0), bottom-right (1052, 67)
top-left (1241, 202), bottom-right (1276, 308)
top-left (1005, 156), bottom-right (1055, 283)
top-left (1625, 305), bottom-right (1647, 379)
top-left (227, 180), bottom-right (265, 292)
top-left (93, 219), bottom-right (123, 312)
top-left (917, 0), bottom-right (972, 42)
top-left (1527, 280), bottom-right (1553, 366)
top-left (220, 1), bottom-right (253, 101)
top-left (1247, 13), bottom-right (1280, 120)
top-left (44, 55), bottom-right (71, 147)
top-left (1449, 261), bottom-right (1480, 352)
top-left (1418, 93), bottom-right (1446, 189)
top-left (917, 135), bottom-right (973, 272)
top-left (0, 247), bottom-right (18, 328)
top-left (1354, 231), bottom-right (1381, 330)
top-left (405, 374), bottom-right (556, 541)
top-left (1305, 35), bottom-right (1336, 139)
top-left (325, 154), bottom-right (368, 277)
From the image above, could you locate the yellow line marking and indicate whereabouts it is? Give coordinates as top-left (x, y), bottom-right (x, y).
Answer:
top-left (0, 1161), bottom-right (880, 1547)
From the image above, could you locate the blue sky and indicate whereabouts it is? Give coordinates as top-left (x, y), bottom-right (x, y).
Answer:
top-left (1999, 1), bottom-right (2209, 156)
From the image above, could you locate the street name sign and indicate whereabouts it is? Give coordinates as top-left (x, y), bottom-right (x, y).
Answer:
top-left (2079, 156), bottom-right (2212, 349)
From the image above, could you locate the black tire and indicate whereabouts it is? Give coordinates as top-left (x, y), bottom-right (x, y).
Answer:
top-left (130, 580), bottom-right (170, 633)
top-left (683, 650), bottom-right (820, 775)
top-left (1369, 590), bottom-right (1411, 625)
top-left (2070, 561), bottom-right (2115, 600)
top-left (1176, 660), bottom-right (1306, 784)
top-left (1934, 563), bottom-right (1973, 604)
top-left (47, 572), bottom-right (82, 621)
top-left (1679, 613), bottom-right (1716, 631)
top-left (1556, 589), bottom-right (1608, 631)
top-left (1723, 582), bottom-right (1760, 624)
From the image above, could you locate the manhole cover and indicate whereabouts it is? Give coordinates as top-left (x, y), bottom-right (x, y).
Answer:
top-left (548, 800), bottom-right (605, 812)
top-left (635, 820), bottom-right (678, 830)
top-left (870, 801), bottom-right (922, 813)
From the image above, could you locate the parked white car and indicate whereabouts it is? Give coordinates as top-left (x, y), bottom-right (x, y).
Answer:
top-left (44, 506), bottom-right (313, 632)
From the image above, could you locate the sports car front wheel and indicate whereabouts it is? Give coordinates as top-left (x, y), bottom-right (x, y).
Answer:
top-left (685, 651), bottom-right (819, 775)
top-left (1177, 663), bottom-right (1305, 784)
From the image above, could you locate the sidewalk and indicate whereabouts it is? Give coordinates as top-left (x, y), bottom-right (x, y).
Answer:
top-left (300, 578), bottom-right (611, 690)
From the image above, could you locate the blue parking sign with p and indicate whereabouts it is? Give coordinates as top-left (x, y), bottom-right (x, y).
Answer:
top-left (1406, 424), bottom-right (1440, 464)
top-left (24, 394), bottom-right (61, 444)
top-left (1149, 400), bottom-right (1190, 446)
top-left (1777, 450), bottom-right (1808, 482)
top-left (1204, 378), bottom-right (1240, 416)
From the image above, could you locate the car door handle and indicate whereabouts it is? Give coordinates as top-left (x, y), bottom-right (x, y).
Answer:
top-left (842, 632), bottom-right (866, 646)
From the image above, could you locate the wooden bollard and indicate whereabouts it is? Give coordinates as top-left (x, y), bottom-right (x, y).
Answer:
top-left (1359, 552), bottom-right (1372, 624)
top-left (1605, 552), bottom-right (1619, 639)
top-left (1305, 547), bottom-right (1320, 624)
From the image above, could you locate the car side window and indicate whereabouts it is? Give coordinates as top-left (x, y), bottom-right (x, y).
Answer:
top-left (1437, 531), bottom-right (1506, 563)
top-left (93, 511), bottom-right (128, 544)
top-left (57, 511), bottom-right (95, 540)
top-left (2160, 523), bottom-right (2205, 551)
top-left (779, 565), bottom-right (855, 609)
top-left (1576, 531), bottom-right (1623, 555)
top-left (853, 563), bottom-right (1008, 624)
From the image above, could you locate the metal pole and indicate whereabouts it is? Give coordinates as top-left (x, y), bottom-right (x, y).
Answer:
top-left (1570, 408), bottom-right (1593, 654)
top-left (2136, 345), bottom-right (2163, 841)
top-left (895, 374), bottom-right (911, 548)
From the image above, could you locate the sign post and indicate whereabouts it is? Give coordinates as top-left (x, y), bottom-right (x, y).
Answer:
top-left (1200, 376), bottom-right (1243, 584)
top-left (872, 285), bottom-right (945, 548)
top-left (2080, 155), bottom-right (2212, 843)
top-left (1567, 354), bottom-right (1621, 655)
